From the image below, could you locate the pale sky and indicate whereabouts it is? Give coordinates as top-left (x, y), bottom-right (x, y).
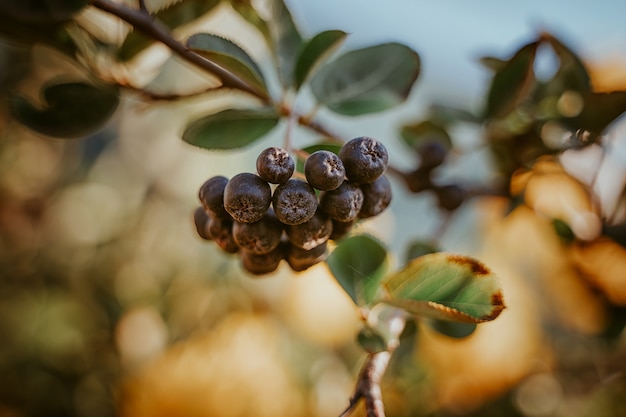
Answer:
top-left (287, 1), bottom-right (626, 107)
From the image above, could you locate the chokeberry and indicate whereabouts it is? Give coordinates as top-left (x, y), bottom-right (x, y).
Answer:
top-left (319, 181), bottom-right (364, 222)
top-left (287, 209), bottom-right (332, 250)
top-left (418, 141), bottom-right (447, 171)
top-left (193, 206), bottom-right (211, 240)
top-left (198, 175), bottom-right (230, 219)
top-left (241, 242), bottom-right (287, 275)
top-left (403, 168), bottom-right (432, 193)
top-left (286, 241), bottom-right (328, 272)
top-left (339, 137), bottom-right (388, 184)
top-left (330, 219), bottom-right (355, 241)
top-left (359, 175), bottom-right (392, 218)
top-left (223, 173), bottom-right (271, 223)
top-left (272, 179), bottom-right (318, 225)
top-left (232, 210), bottom-right (283, 254)
top-left (207, 217), bottom-right (239, 253)
top-left (435, 184), bottom-right (465, 211)
top-left (256, 147), bottom-right (295, 184)
top-left (304, 150), bottom-right (345, 191)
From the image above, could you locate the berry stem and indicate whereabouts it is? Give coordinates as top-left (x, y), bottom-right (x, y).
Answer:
top-left (91, 0), bottom-right (270, 103)
top-left (284, 96), bottom-right (298, 154)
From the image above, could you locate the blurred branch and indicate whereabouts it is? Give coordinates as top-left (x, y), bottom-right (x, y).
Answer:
top-left (339, 351), bottom-right (392, 417)
top-left (91, 0), bottom-right (270, 103)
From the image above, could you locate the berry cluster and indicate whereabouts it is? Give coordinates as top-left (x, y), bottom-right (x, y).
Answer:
top-left (193, 137), bottom-right (392, 275)
top-left (402, 141), bottom-right (465, 211)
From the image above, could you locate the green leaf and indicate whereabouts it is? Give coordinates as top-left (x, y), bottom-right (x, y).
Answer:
top-left (296, 141), bottom-right (343, 173)
top-left (229, 0), bottom-right (273, 51)
top-left (428, 104), bottom-right (483, 125)
top-left (381, 252), bottom-right (505, 323)
top-left (311, 42), bottom-right (420, 116)
top-left (294, 30), bottom-right (347, 89)
top-left (544, 33), bottom-right (591, 94)
top-left (572, 91), bottom-right (626, 135)
top-left (0, 14), bottom-right (77, 56)
top-left (269, 0), bottom-right (303, 88)
top-left (182, 108), bottom-right (279, 150)
top-left (426, 319), bottom-right (477, 338)
top-left (187, 33), bottom-right (269, 95)
top-left (9, 81), bottom-right (119, 138)
top-left (118, 0), bottom-right (221, 61)
top-left (400, 120), bottom-right (452, 151)
top-left (552, 218), bottom-right (575, 244)
top-left (326, 234), bottom-right (389, 307)
top-left (357, 326), bottom-right (388, 353)
top-left (485, 41), bottom-right (538, 119)
top-left (404, 241), bottom-right (439, 264)
top-left (479, 56), bottom-right (508, 72)
top-left (0, 0), bottom-right (89, 24)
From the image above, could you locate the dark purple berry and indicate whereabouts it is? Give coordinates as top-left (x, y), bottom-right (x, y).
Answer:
top-left (207, 217), bottom-right (239, 253)
top-left (286, 241), bottom-right (328, 272)
top-left (193, 206), bottom-right (211, 240)
top-left (256, 147), bottom-right (295, 184)
top-left (319, 181), bottom-right (364, 222)
top-left (223, 173), bottom-right (271, 223)
top-left (418, 142), bottom-right (447, 171)
top-left (198, 175), bottom-right (230, 219)
top-left (286, 209), bottom-right (332, 250)
top-left (339, 137), bottom-right (388, 184)
top-left (232, 210), bottom-right (283, 254)
top-left (359, 175), bottom-right (392, 218)
top-left (272, 179), bottom-right (318, 225)
top-left (330, 219), bottom-right (354, 241)
top-left (403, 168), bottom-right (432, 193)
top-left (435, 184), bottom-right (465, 211)
top-left (304, 150), bottom-right (345, 191)
top-left (241, 243), bottom-right (287, 276)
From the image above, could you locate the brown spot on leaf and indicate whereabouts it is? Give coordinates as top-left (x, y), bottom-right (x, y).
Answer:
top-left (447, 255), bottom-right (490, 276)
top-left (482, 292), bottom-right (506, 321)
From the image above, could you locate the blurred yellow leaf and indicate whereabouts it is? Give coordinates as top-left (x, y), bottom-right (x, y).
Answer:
top-left (571, 238), bottom-right (626, 305)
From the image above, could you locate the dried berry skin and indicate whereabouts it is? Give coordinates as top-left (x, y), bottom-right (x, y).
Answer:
top-left (286, 241), bottom-right (328, 272)
top-left (319, 181), bottom-right (364, 222)
top-left (435, 184), bottom-right (465, 211)
top-left (339, 137), bottom-right (389, 184)
top-left (232, 210), bottom-right (283, 254)
top-left (207, 217), bottom-right (239, 253)
top-left (223, 173), bottom-right (271, 223)
top-left (198, 175), bottom-right (231, 219)
top-left (304, 150), bottom-right (345, 191)
top-left (193, 206), bottom-right (211, 240)
top-left (256, 147), bottom-right (295, 184)
top-left (359, 175), bottom-right (392, 218)
top-left (287, 209), bottom-right (332, 250)
top-left (272, 179), bottom-right (318, 225)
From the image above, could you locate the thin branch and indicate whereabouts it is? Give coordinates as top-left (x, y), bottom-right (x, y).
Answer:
top-left (340, 307), bottom-right (407, 417)
top-left (120, 82), bottom-right (222, 102)
top-left (298, 115), bottom-right (344, 143)
top-left (138, 0), bottom-right (148, 13)
top-left (340, 351), bottom-right (393, 417)
top-left (91, 0), bottom-right (270, 103)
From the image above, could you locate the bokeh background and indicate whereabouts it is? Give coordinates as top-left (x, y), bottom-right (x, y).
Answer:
top-left (1, 1), bottom-right (626, 416)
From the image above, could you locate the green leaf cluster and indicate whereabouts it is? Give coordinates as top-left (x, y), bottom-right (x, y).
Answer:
top-left (9, 82), bottom-right (119, 138)
top-left (178, 0), bottom-right (421, 150)
top-left (326, 235), bottom-right (505, 343)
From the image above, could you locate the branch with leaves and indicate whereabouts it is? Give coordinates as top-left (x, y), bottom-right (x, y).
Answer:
top-left (326, 235), bottom-right (505, 417)
top-left (4, 0), bottom-right (626, 416)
